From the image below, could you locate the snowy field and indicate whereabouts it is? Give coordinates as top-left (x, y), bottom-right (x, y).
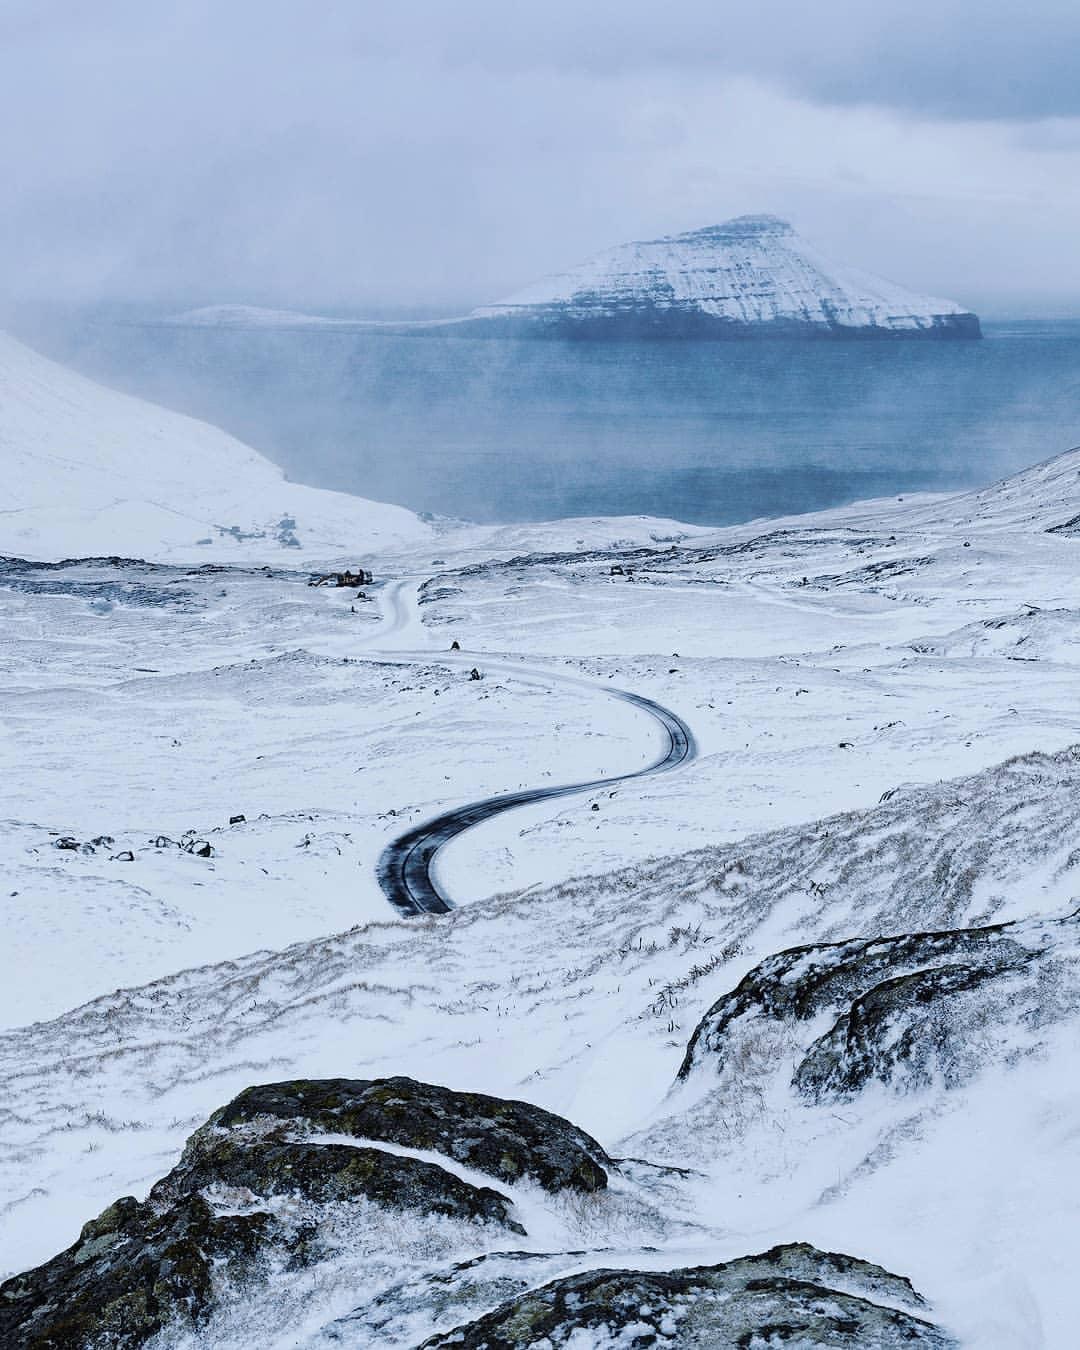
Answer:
top-left (3, 333), bottom-right (1080, 1347)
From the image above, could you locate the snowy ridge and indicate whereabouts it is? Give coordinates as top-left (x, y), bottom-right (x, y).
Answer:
top-left (162, 304), bottom-right (344, 328)
top-left (0, 330), bottom-right (428, 562)
top-left (471, 215), bottom-right (980, 339)
top-left (897, 443), bottom-right (1080, 533)
top-left (161, 304), bottom-right (462, 332)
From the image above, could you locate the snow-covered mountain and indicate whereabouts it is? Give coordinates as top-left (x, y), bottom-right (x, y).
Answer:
top-left (0, 330), bottom-right (428, 562)
top-left (469, 215), bottom-right (981, 339)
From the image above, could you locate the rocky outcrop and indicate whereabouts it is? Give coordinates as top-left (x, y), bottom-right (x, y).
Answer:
top-left (468, 215), bottom-right (980, 341)
top-left (0, 1075), bottom-right (607, 1349)
top-left (419, 1243), bottom-right (955, 1348)
top-left (200, 1075), bottom-right (611, 1193)
top-left (322, 1249), bottom-right (595, 1346)
top-left (0, 1193), bottom-right (277, 1350)
top-left (679, 911), bottom-right (1080, 1101)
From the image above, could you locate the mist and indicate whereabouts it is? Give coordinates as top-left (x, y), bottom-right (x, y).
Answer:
top-left (23, 313), bottom-right (1079, 527)
top-left (3, 0), bottom-right (1080, 314)
top-left (5, 2), bottom-right (1080, 529)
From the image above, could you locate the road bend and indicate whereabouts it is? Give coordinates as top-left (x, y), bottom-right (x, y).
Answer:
top-left (365, 579), bottom-right (696, 917)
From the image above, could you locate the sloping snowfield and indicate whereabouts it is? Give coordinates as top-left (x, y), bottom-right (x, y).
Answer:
top-left (3, 335), bottom-right (1080, 1347)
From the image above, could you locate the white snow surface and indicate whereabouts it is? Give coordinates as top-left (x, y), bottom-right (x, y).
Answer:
top-left (0, 329), bottom-right (428, 563)
top-left (162, 304), bottom-right (346, 328)
top-left (473, 215), bottom-right (974, 332)
top-left (163, 304), bottom-right (462, 332)
top-left (6, 360), bottom-right (1080, 1346)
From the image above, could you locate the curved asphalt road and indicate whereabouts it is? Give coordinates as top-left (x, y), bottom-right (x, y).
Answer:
top-left (372, 582), bottom-right (696, 916)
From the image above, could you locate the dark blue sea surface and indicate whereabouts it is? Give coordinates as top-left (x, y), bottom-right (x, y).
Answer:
top-left (39, 318), bottom-right (1080, 525)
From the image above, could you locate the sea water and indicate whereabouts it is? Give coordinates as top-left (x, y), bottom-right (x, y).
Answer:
top-left (37, 317), bottom-right (1080, 526)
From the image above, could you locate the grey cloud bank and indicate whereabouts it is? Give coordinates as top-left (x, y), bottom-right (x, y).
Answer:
top-left (2, 1), bottom-right (1079, 312)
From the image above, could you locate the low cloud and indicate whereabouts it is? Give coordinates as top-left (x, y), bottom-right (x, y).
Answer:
top-left (2, 2), bottom-right (1079, 310)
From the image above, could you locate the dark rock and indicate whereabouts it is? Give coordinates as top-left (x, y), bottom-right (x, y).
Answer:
top-left (0, 1192), bottom-right (272, 1350)
top-left (229, 813), bottom-right (246, 825)
top-left (419, 1243), bottom-right (955, 1348)
top-left (110, 850), bottom-right (135, 862)
top-left (322, 1250), bottom-right (593, 1346)
top-left (206, 1075), bottom-right (610, 1193)
top-left (0, 1076), bottom-right (610, 1348)
top-left (679, 911), bottom-right (1078, 1101)
top-left (794, 961), bottom-right (1002, 1100)
top-left (151, 1138), bottom-right (522, 1233)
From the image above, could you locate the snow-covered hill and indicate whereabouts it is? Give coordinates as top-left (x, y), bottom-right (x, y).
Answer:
top-left (162, 304), bottom-right (343, 328)
top-left (0, 330), bottom-right (428, 563)
top-left (6, 386), bottom-right (1080, 1344)
top-left (897, 443), bottom-right (1080, 533)
top-left (470, 215), bottom-right (981, 339)
top-left (161, 304), bottom-right (461, 333)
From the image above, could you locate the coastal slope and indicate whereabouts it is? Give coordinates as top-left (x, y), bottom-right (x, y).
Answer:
top-left (0, 330), bottom-right (428, 563)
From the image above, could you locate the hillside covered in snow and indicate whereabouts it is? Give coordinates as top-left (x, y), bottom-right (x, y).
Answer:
top-left (0, 330), bottom-right (428, 563)
top-left (5, 345), bottom-right (1080, 1346)
top-left (469, 215), bottom-right (981, 339)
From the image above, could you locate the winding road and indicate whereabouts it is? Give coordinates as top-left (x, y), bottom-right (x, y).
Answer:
top-left (366, 579), bottom-right (696, 917)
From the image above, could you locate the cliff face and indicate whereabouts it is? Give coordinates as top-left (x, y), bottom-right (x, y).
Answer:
top-left (469, 215), bottom-right (980, 339)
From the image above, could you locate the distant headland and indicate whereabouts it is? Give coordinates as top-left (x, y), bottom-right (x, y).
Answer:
top-left (165, 216), bottom-right (981, 340)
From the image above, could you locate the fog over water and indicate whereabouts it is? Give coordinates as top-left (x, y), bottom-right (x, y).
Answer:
top-left (6, 1), bottom-right (1080, 529)
top-left (27, 315), bottom-right (1080, 525)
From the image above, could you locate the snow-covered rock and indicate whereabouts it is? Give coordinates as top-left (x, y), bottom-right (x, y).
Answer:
top-left (0, 1072), bottom-right (954, 1349)
top-left (470, 215), bottom-right (980, 340)
top-left (421, 1247), bottom-right (954, 1349)
top-left (0, 330), bottom-right (428, 563)
top-left (677, 909), bottom-right (1080, 1099)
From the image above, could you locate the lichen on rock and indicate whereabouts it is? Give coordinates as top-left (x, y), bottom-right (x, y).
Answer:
top-left (418, 1243), bottom-right (956, 1348)
top-left (199, 1074), bottom-right (611, 1193)
top-left (0, 1074), bottom-right (609, 1349)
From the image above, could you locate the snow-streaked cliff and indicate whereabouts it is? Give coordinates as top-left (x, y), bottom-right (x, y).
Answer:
top-left (470, 215), bottom-right (980, 339)
top-left (0, 330), bottom-right (428, 562)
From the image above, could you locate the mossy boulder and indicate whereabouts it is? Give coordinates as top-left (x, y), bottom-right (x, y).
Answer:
top-left (0, 1193), bottom-right (272, 1349)
top-left (152, 1137), bottom-right (522, 1231)
top-left (200, 1074), bottom-right (610, 1193)
top-left (2, 1074), bottom-right (612, 1349)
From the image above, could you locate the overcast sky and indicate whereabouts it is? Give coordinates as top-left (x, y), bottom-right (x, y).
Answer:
top-left (4, 0), bottom-right (1080, 313)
